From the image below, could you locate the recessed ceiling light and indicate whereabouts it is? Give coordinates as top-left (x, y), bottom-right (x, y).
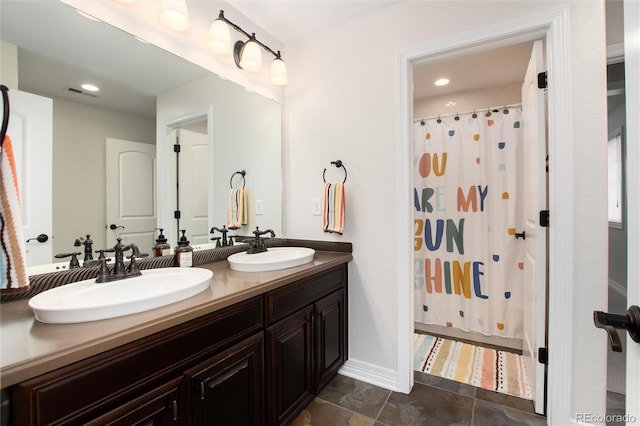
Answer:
top-left (81, 83), bottom-right (100, 92)
top-left (445, 101), bottom-right (457, 107)
top-left (434, 78), bottom-right (450, 87)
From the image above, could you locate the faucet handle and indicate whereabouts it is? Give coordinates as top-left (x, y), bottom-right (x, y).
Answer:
top-left (94, 250), bottom-right (111, 283)
top-left (54, 252), bottom-right (81, 269)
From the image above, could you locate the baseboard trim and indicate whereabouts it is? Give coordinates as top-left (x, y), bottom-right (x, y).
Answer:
top-left (338, 359), bottom-right (399, 392)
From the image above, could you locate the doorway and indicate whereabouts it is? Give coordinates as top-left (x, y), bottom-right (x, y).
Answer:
top-left (162, 108), bottom-right (214, 247)
top-left (397, 8), bottom-right (576, 424)
top-left (412, 39), bottom-right (547, 414)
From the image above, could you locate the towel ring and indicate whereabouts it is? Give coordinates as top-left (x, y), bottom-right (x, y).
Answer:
top-left (230, 170), bottom-right (246, 189)
top-left (323, 160), bottom-right (347, 184)
top-left (1, 85), bottom-right (10, 146)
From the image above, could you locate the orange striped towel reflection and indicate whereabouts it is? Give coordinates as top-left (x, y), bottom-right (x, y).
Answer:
top-left (322, 182), bottom-right (345, 234)
top-left (1, 135), bottom-right (29, 293)
top-left (227, 188), bottom-right (247, 230)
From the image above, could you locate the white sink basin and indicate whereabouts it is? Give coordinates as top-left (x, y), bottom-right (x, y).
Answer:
top-left (29, 268), bottom-right (213, 324)
top-left (227, 247), bottom-right (315, 272)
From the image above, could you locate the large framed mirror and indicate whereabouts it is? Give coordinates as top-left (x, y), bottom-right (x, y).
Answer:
top-left (0, 1), bottom-right (283, 270)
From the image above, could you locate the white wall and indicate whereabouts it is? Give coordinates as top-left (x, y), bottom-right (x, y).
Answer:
top-left (414, 82), bottom-right (521, 120)
top-left (284, 0), bottom-right (608, 422)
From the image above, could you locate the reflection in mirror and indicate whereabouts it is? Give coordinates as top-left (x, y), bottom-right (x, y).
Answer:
top-left (0, 1), bottom-right (282, 270)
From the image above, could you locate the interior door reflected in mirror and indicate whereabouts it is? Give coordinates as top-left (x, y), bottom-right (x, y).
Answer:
top-left (0, 1), bottom-right (283, 269)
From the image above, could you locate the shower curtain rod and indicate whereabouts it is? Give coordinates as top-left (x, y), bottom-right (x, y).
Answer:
top-left (414, 102), bottom-right (522, 124)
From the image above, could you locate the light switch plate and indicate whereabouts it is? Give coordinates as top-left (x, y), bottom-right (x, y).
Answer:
top-left (256, 200), bottom-right (264, 215)
top-left (312, 198), bottom-right (321, 216)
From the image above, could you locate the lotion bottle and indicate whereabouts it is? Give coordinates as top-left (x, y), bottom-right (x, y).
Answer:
top-left (174, 230), bottom-right (193, 267)
top-left (153, 228), bottom-right (171, 257)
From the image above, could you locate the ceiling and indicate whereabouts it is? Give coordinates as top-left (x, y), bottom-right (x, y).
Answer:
top-left (1, 0), bottom-right (625, 117)
top-left (228, 1), bottom-right (400, 43)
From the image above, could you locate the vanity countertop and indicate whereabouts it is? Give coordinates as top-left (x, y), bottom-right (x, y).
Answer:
top-left (0, 250), bottom-right (352, 388)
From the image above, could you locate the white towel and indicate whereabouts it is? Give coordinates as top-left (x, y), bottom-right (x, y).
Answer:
top-left (1, 135), bottom-right (29, 293)
top-left (227, 188), bottom-right (247, 230)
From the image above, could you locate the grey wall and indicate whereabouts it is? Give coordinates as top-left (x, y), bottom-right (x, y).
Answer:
top-left (53, 98), bottom-right (155, 258)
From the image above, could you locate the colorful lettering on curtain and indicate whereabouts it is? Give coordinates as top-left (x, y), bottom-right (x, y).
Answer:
top-left (413, 110), bottom-right (525, 338)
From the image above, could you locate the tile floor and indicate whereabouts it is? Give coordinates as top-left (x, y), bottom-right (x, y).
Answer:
top-left (291, 371), bottom-right (546, 426)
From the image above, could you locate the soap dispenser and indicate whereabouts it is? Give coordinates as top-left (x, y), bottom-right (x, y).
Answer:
top-left (153, 228), bottom-right (171, 257)
top-left (174, 230), bottom-right (193, 267)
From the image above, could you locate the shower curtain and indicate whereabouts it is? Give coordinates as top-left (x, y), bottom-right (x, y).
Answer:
top-left (413, 108), bottom-right (524, 338)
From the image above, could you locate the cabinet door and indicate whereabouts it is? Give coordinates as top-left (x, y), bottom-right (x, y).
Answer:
top-left (314, 289), bottom-right (347, 392)
top-left (83, 377), bottom-right (183, 426)
top-left (265, 305), bottom-right (315, 426)
top-left (185, 332), bottom-right (264, 426)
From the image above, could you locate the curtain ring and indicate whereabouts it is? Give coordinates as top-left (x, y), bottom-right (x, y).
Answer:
top-left (230, 170), bottom-right (246, 189)
top-left (323, 160), bottom-right (347, 184)
top-left (436, 115), bottom-right (442, 124)
top-left (472, 109), bottom-right (478, 119)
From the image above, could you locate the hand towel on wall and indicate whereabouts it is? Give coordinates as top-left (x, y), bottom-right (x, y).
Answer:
top-left (227, 188), bottom-right (247, 230)
top-left (1, 135), bottom-right (29, 293)
top-left (322, 182), bottom-right (345, 234)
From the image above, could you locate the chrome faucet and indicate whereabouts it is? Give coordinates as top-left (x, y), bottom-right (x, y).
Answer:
top-left (95, 238), bottom-right (143, 283)
top-left (247, 227), bottom-right (275, 254)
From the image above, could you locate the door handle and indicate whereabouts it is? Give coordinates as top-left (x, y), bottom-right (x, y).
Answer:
top-left (26, 233), bottom-right (49, 243)
top-left (593, 305), bottom-right (640, 352)
top-left (107, 224), bottom-right (125, 230)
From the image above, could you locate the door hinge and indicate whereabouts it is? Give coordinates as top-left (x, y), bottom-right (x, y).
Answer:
top-left (173, 143), bottom-right (181, 153)
top-left (539, 210), bottom-right (550, 227)
top-left (538, 347), bottom-right (548, 364)
top-left (174, 210), bottom-right (181, 219)
top-left (537, 71), bottom-right (547, 89)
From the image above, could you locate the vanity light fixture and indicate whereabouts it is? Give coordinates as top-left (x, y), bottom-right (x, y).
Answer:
top-left (159, 0), bottom-right (189, 32)
top-left (207, 10), bottom-right (288, 86)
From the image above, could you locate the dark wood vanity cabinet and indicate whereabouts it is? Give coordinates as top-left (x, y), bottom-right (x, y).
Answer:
top-left (185, 331), bottom-right (264, 425)
top-left (265, 265), bottom-right (348, 426)
top-left (10, 296), bottom-right (263, 425)
top-left (6, 263), bottom-right (348, 426)
top-left (83, 377), bottom-right (184, 426)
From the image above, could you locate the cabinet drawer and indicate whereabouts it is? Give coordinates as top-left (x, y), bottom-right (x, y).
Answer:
top-left (12, 296), bottom-right (263, 425)
top-left (83, 377), bottom-right (183, 426)
top-left (265, 265), bottom-right (346, 325)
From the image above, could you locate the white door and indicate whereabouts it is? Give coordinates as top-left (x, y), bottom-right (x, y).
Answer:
top-left (521, 40), bottom-right (547, 415)
top-left (105, 138), bottom-right (156, 255)
top-left (8, 90), bottom-right (53, 266)
top-left (624, 0), bottom-right (640, 421)
top-left (179, 128), bottom-right (209, 245)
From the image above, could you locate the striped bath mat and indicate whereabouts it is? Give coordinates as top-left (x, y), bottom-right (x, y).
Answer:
top-left (414, 333), bottom-right (532, 400)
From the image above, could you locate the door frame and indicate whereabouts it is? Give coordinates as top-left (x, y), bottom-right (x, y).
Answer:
top-left (397, 7), bottom-right (572, 423)
top-left (624, 0), bottom-right (640, 419)
top-left (158, 107), bottom-right (214, 247)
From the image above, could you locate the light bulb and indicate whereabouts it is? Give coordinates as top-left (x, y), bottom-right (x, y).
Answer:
top-left (270, 58), bottom-right (288, 86)
top-left (239, 40), bottom-right (262, 73)
top-left (159, 0), bottom-right (189, 32)
top-left (207, 19), bottom-right (231, 55)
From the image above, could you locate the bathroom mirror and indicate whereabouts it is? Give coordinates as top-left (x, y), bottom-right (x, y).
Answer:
top-left (0, 1), bottom-right (283, 268)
